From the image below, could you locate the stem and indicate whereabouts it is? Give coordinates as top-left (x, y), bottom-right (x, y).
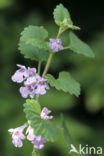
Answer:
top-left (36, 61), bottom-right (41, 102)
top-left (57, 27), bottom-right (62, 38)
top-left (36, 94), bottom-right (40, 102)
top-left (42, 52), bottom-right (54, 77)
top-left (38, 61), bottom-right (41, 75)
top-left (57, 27), bottom-right (68, 38)
top-left (42, 26), bottom-right (66, 77)
top-left (64, 46), bottom-right (70, 50)
top-left (32, 148), bottom-right (40, 156)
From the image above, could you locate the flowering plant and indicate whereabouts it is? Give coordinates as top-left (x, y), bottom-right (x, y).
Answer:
top-left (8, 4), bottom-right (94, 156)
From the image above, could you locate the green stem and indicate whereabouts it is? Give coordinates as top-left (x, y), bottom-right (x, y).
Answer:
top-left (42, 52), bottom-right (54, 77)
top-left (57, 27), bottom-right (62, 38)
top-left (64, 46), bottom-right (70, 50)
top-left (57, 27), bottom-right (68, 38)
top-left (42, 26), bottom-right (67, 77)
top-left (32, 148), bottom-right (40, 156)
top-left (36, 61), bottom-right (41, 101)
top-left (38, 61), bottom-right (41, 75)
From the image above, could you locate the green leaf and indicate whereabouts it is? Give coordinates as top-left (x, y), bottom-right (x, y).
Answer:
top-left (18, 42), bottom-right (49, 61)
top-left (69, 32), bottom-right (95, 57)
top-left (60, 114), bottom-right (72, 145)
top-left (24, 99), bottom-right (58, 142)
top-left (53, 4), bottom-right (80, 30)
top-left (19, 25), bottom-right (50, 61)
top-left (24, 99), bottom-right (41, 114)
top-left (20, 25), bottom-right (48, 42)
top-left (46, 72), bottom-right (80, 97)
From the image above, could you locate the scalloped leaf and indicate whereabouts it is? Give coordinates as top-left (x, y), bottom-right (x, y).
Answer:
top-left (46, 72), bottom-right (80, 97)
top-left (69, 32), bottom-right (95, 57)
top-left (24, 99), bottom-right (58, 142)
top-left (18, 42), bottom-right (49, 61)
top-left (19, 25), bottom-right (50, 61)
top-left (53, 4), bottom-right (80, 30)
top-left (20, 25), bottom-right (48, 42)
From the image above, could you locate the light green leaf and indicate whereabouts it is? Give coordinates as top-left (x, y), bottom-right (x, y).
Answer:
top-left (19, 25), bottom-right (49, 61)
top-left (24, 99), bottom-right (41, 114)
top-left (24, 99), bottom-right (58, 142)
top-left (53, 4), bottom-right (80, 30)
top-left (46, 72), bottom-right (80, 97)
top-left (69, 32), bottom-right (95, 57)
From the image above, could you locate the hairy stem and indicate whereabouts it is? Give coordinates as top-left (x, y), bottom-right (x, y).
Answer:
top-left (42, 52), bottom-right (54, 77)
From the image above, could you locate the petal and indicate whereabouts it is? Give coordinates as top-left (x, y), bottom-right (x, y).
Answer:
top-left (27, 67), bottom-right (37, 77)
top-left (8, 129), bottom-right (14, 133)
top-left (42, 138), bottom-right (47, 143)
top-left (12, 138), bottom-right (23, 148)
top-left (11, 71), bottom-right (24, 83)
top-left (56, 38), bottom-right (62, 44)
top-left (49, 39), bottom-right (56, 42)
top-left (24, 76), bottom-right (37, 85)
top-left (34, 144), bottom-right (44, 150)
top-left (19, 87), bottom-right (29, 98)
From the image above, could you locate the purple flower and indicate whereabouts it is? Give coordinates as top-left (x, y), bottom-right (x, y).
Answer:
top-left (12, 64), bottom-right (50, 98)
top-left (24, 74), bottom-right (40, 86)
top-left (8, 124), bottom-right (26, 148)
top-left (32, 136), bottom-right (47, 150)
top-left (49, 38), bottom-right (64, 52)
top-left (27, 67), bottom-right (37, 77)
top-left (19, 85), bottom-right (36, 98)
top-left (35, 78), bottom-right (50, 95)
top-left (40, 107), bottom-right (53, 120)
top-left (11, 64), bottom-right (28, 83)
top-left (26, 123), bottom-right (47, 150)
top-left (11, 65), bottom-right (37, 83)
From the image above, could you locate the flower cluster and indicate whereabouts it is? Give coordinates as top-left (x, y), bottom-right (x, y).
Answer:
top-left (49, 38), bottom-right (64, 52)
top-left (8, 107), bottom-right (53, 150)
top-left (26, 124), bottom-right (47, 150)
top-left (12, 64), bottom-right (50, 98)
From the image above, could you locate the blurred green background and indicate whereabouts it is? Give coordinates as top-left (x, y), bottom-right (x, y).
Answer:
top-left (0, 0), bottom-right (104, 155)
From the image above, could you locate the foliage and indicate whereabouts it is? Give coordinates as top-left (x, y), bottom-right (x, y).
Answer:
top-left (69, 32), bottom-right (94, 57)
top-left (24, 99), bottom-right (58, 141)
top-left (1, 1), bottom-right (103, 156)
top-left (7, 3), bottom-right (95, 156)
top-left (19, 26), bottom-right (49, 61)
top-left (16, 3), bottom-right (94, 155)
top-left (53, 4), bottom-right (80, 30)
top-left (46, 72), bottom-right (80, 97)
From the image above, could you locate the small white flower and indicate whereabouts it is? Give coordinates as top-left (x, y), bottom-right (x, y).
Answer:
top-left (40, 107), bottom-right (53, 120)
top-left (8, 124), bottom-right (26, 147)
top-left (26, 126), bottom-right (36, 141)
